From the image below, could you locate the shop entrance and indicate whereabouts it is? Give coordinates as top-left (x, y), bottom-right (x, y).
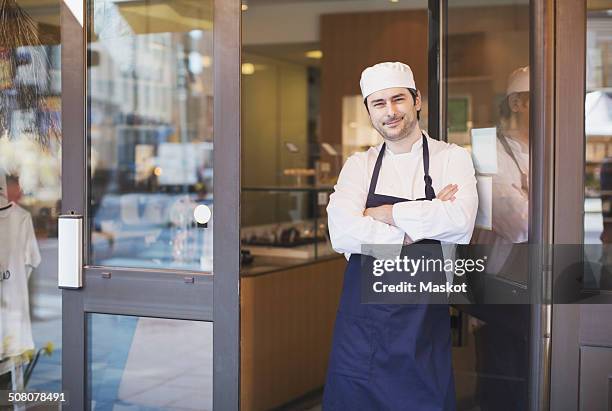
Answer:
top-left (238, 0), bottom-right (543, 410)
top-left (59, 1), bottom-right (239, 410)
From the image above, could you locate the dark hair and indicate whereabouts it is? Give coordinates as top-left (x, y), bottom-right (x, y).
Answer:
top-left (364, 88), bottom-right (420, 120)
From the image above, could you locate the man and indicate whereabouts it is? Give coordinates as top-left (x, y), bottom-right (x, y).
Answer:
top-left (323, 62), bottom-right (478, 410)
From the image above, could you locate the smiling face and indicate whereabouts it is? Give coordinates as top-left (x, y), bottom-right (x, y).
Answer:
top-left (365, 87), bottom-right (421, 142)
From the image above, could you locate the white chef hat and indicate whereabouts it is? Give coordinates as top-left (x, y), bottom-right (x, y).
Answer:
top-left (506, 66), bottom-right (529, 95)
top-left (360, 62), bottom-right (416, 101)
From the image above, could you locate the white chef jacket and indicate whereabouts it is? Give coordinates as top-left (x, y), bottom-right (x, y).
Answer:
top-left (470, 133), bottom-right (529, 277)
top-left (491, 134), bottom-right (529, 243)
top-left (327, 134), bottom-right (478, 257)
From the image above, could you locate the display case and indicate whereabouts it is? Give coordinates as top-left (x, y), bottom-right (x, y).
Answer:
top-left (241, 186), bottom-right (335, 268)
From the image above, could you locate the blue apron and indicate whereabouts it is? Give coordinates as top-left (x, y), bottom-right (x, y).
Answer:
top-left (323, 135), bottom-right (456, 411)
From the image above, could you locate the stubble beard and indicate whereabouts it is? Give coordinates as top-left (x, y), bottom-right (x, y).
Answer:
top-left (375, 115), bottom-right (419, 143)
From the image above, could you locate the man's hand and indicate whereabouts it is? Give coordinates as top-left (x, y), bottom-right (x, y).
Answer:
top-left (437, 184), bottom-right (458, 201)
top-left (363, 204), bottom-right (395, 226)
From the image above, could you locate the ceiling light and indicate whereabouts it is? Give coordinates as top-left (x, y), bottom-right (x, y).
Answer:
top-left (305, 50), bottom-right (323, 59)
top-left (390, 0), bottom-right (399, 3)
top-left (241, 2), bottom-right (248, 11)
top-left (242, 63), bottom-right (255, 75)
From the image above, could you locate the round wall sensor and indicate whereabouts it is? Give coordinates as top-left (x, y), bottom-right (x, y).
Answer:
top-left (193, 204), bottom-right (212, 224)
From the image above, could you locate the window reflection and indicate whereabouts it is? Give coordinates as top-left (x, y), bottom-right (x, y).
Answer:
top-left (88, 0), bottom-right (214, 271)
top-left (446, 2), bottom-right (530, 411)
top-left (584, 5), bottom-right (612, 291)
top-left (88, 314), bottom-right (212, 410)
top-left (0, 0), bottom-right (62, 398)
top-left (470, 67), bottom-right (530, 280)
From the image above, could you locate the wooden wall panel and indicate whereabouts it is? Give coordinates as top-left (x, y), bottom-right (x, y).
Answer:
top-left (320, 10), bottom-right (429, 147)
top-left (240, 257), bottom-right (346, 411)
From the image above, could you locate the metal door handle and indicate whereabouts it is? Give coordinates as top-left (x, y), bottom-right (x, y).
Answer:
top-left (58, 214), bottom-right (83, 289)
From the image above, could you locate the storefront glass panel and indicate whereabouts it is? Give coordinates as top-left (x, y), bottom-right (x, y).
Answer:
top-left (88, 314), bottom-right (212, 410)
top-left (88, 0), bottom-right (214, 271)
top-left (446, 1), bottom-right (530, 410)
top-left (0, 0), bottom-right (62, 400)
top-left (584, 2), bottom-right (612, 291)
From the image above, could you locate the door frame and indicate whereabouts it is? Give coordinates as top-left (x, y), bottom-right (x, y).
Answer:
top-left (427, 0), bottom-right (445, 141)
top-left (549, 0), bottom-right (587, 410)
top-left (59, 1), bottom-right (241, 410)
top-left (528, 0), bottom-right (557, 409)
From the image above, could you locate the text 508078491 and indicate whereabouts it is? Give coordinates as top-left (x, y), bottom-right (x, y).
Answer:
top-left (3, 391), bottom-right (68, 406)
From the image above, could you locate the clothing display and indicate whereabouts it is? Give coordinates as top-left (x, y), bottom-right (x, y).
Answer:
top-left (0, 202), bottom-right (41, 360)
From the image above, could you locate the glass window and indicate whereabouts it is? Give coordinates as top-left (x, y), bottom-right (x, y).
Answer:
top-left (88, 0), bottom-right (214, 271)
top-left (0, 0), bottom-right (62, 397)
top-left (88, 314), bottom-right (212, 410)
top-left (447, 1), bottom-right (530, 254)
top-left (584, 2), bottom-right (612, 291)
top-left (446, 1), bottom-right (530, 410)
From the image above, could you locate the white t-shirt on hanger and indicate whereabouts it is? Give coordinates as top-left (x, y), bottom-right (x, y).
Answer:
top-left (0, 202), bottom-right (41, 360)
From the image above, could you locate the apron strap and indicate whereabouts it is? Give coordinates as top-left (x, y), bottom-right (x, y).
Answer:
top-left (368, 133), bottom-right (436, 200)
top-left (422, 135), bottom-right (436, 200)
top-left (498, 132), bottom-right (529, 191)
top-left (368, 142), bottom-right (386, 198)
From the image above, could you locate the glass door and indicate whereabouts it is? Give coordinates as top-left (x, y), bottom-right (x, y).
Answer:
top-left (60, 1), bottom-right (240, 410)
top-left (0, 0), bottom-right (63, 407)
top-left (438, 1), bottom-right (543, 410)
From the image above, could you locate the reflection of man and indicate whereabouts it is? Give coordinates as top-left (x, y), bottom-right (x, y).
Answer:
top-left (598, 158), bottom-right (612, 289)
top-left (493, 66), bottom-right (529, 245)
top-left (323, 62), bottom-right (478, 410)
top-left (472, 67), bottom-right (530, 411)
top-left (474, 66), bottom-right (530, 277)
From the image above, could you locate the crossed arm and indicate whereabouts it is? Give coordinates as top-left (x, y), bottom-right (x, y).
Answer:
top-left (327, 148), bottom-right (478, 255)
top-left (363, 184), bottom-right (459, 226)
